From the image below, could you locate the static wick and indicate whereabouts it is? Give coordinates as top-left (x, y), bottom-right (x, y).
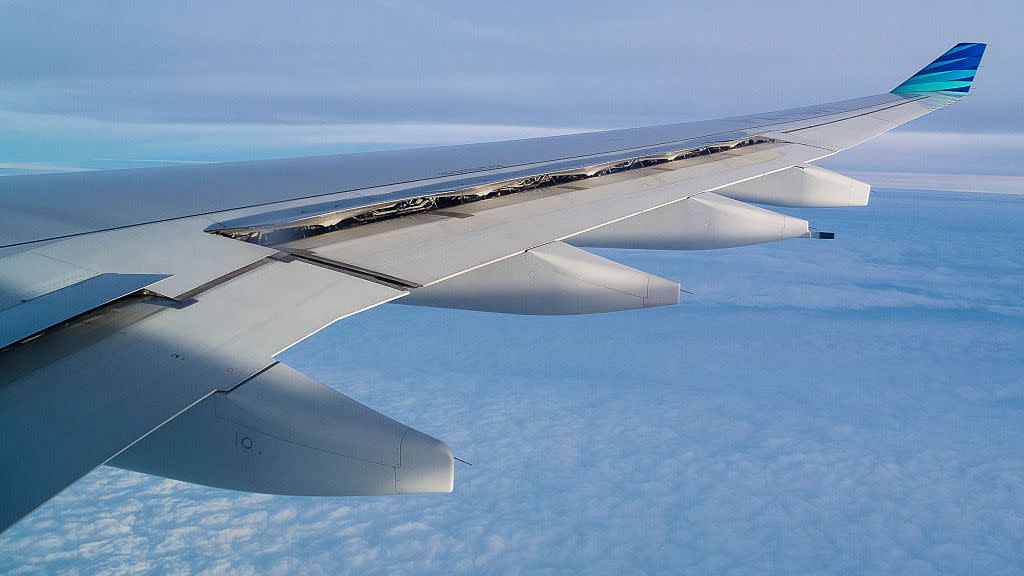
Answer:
top-left (454, 456), bottom-right (473, 466)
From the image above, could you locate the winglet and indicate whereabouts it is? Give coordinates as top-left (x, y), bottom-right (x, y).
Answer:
top-left (892, 42), bottom-right (986, 95)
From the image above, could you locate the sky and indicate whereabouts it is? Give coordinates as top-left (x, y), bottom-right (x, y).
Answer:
top-left (0, 1), bottom-right (1022, 175)
top-left (1, 1), bottom-right (1023, 574)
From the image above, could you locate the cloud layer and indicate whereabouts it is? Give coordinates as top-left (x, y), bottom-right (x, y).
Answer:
top-left (1, 189), bottom-right (1022, 575)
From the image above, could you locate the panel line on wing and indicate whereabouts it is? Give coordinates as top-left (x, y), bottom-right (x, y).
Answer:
top-left (170, 257), bottom-right (275, 301)
top-left (779, 95), bottom-right (928, 135)
top-left (277, 249), bottom-right (422, 290)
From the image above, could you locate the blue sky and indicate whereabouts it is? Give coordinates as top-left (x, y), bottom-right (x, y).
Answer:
top-left (1, 1), bottom-right (1023, 574)
top-left (0, 1), bottom-right (1022, 175)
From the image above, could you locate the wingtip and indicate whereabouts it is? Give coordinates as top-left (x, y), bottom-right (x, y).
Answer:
top-left (891, 42), bottom-right (986, 95)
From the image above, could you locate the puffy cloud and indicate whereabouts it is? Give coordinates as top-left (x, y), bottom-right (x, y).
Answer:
top-left (1, 189), bottom-right (1022, 574)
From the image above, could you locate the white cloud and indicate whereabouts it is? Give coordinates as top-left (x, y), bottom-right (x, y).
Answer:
top-left (844, 171), bottom-right (1024, 194)
top-left (1, 192), bottom-right (1022, 574)
top-left (0, 108), bottom-right (590, 151)
top-left (0, 161), bottom-right (92, 175)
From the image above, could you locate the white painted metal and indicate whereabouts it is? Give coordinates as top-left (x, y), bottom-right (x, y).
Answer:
top-left (0, 217), bottom-right (275, 309)
top-left (0, 259), bottom-right (405, 530)
top-left (400, 241), bottom-right (679, 314)
top-left (110, 363), bottom-right (453, 495)
top-left (0, 250), bottom-right (98, 311)
top-left (767, 115), bottom-right (899, 151)
top-left (715, 165), bottom-right (871, 208)
top-left (27, 218), bottom-right (275, 299)
top-left (765, 95), bottom-right (951, 152)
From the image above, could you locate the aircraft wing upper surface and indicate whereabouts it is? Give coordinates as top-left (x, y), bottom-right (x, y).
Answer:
top-left (0, 43), bottom-right (987, 532)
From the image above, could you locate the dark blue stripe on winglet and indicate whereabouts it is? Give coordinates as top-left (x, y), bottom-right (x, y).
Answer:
top-left (947, 43), bottom-right (986, 58)
top-left (919, 55), bottom-right (983, 75)
top-left (892, 42), bottom-right (987, 94)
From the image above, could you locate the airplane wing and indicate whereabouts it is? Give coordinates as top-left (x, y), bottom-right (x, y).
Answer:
top-left (0, 43), bottom-right (987, 532)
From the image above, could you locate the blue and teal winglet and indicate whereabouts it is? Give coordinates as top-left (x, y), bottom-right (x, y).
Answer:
top-left (892, 42), bottom-right (986, 95)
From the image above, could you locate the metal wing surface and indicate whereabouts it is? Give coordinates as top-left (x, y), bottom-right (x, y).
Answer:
top-left (0, 43), bottom-right (987, 532)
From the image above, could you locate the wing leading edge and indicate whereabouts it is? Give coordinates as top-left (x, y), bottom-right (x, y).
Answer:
top-left (0, 43), bottom-right (986, 534)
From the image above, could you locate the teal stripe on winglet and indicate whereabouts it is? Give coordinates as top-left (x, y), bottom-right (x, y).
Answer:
top-left (893, 80), bottom-right (973, 93)
top-left (900, 69), bottom-right (977, 84)
top-left (892, 42), bottom-right (986, 95)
